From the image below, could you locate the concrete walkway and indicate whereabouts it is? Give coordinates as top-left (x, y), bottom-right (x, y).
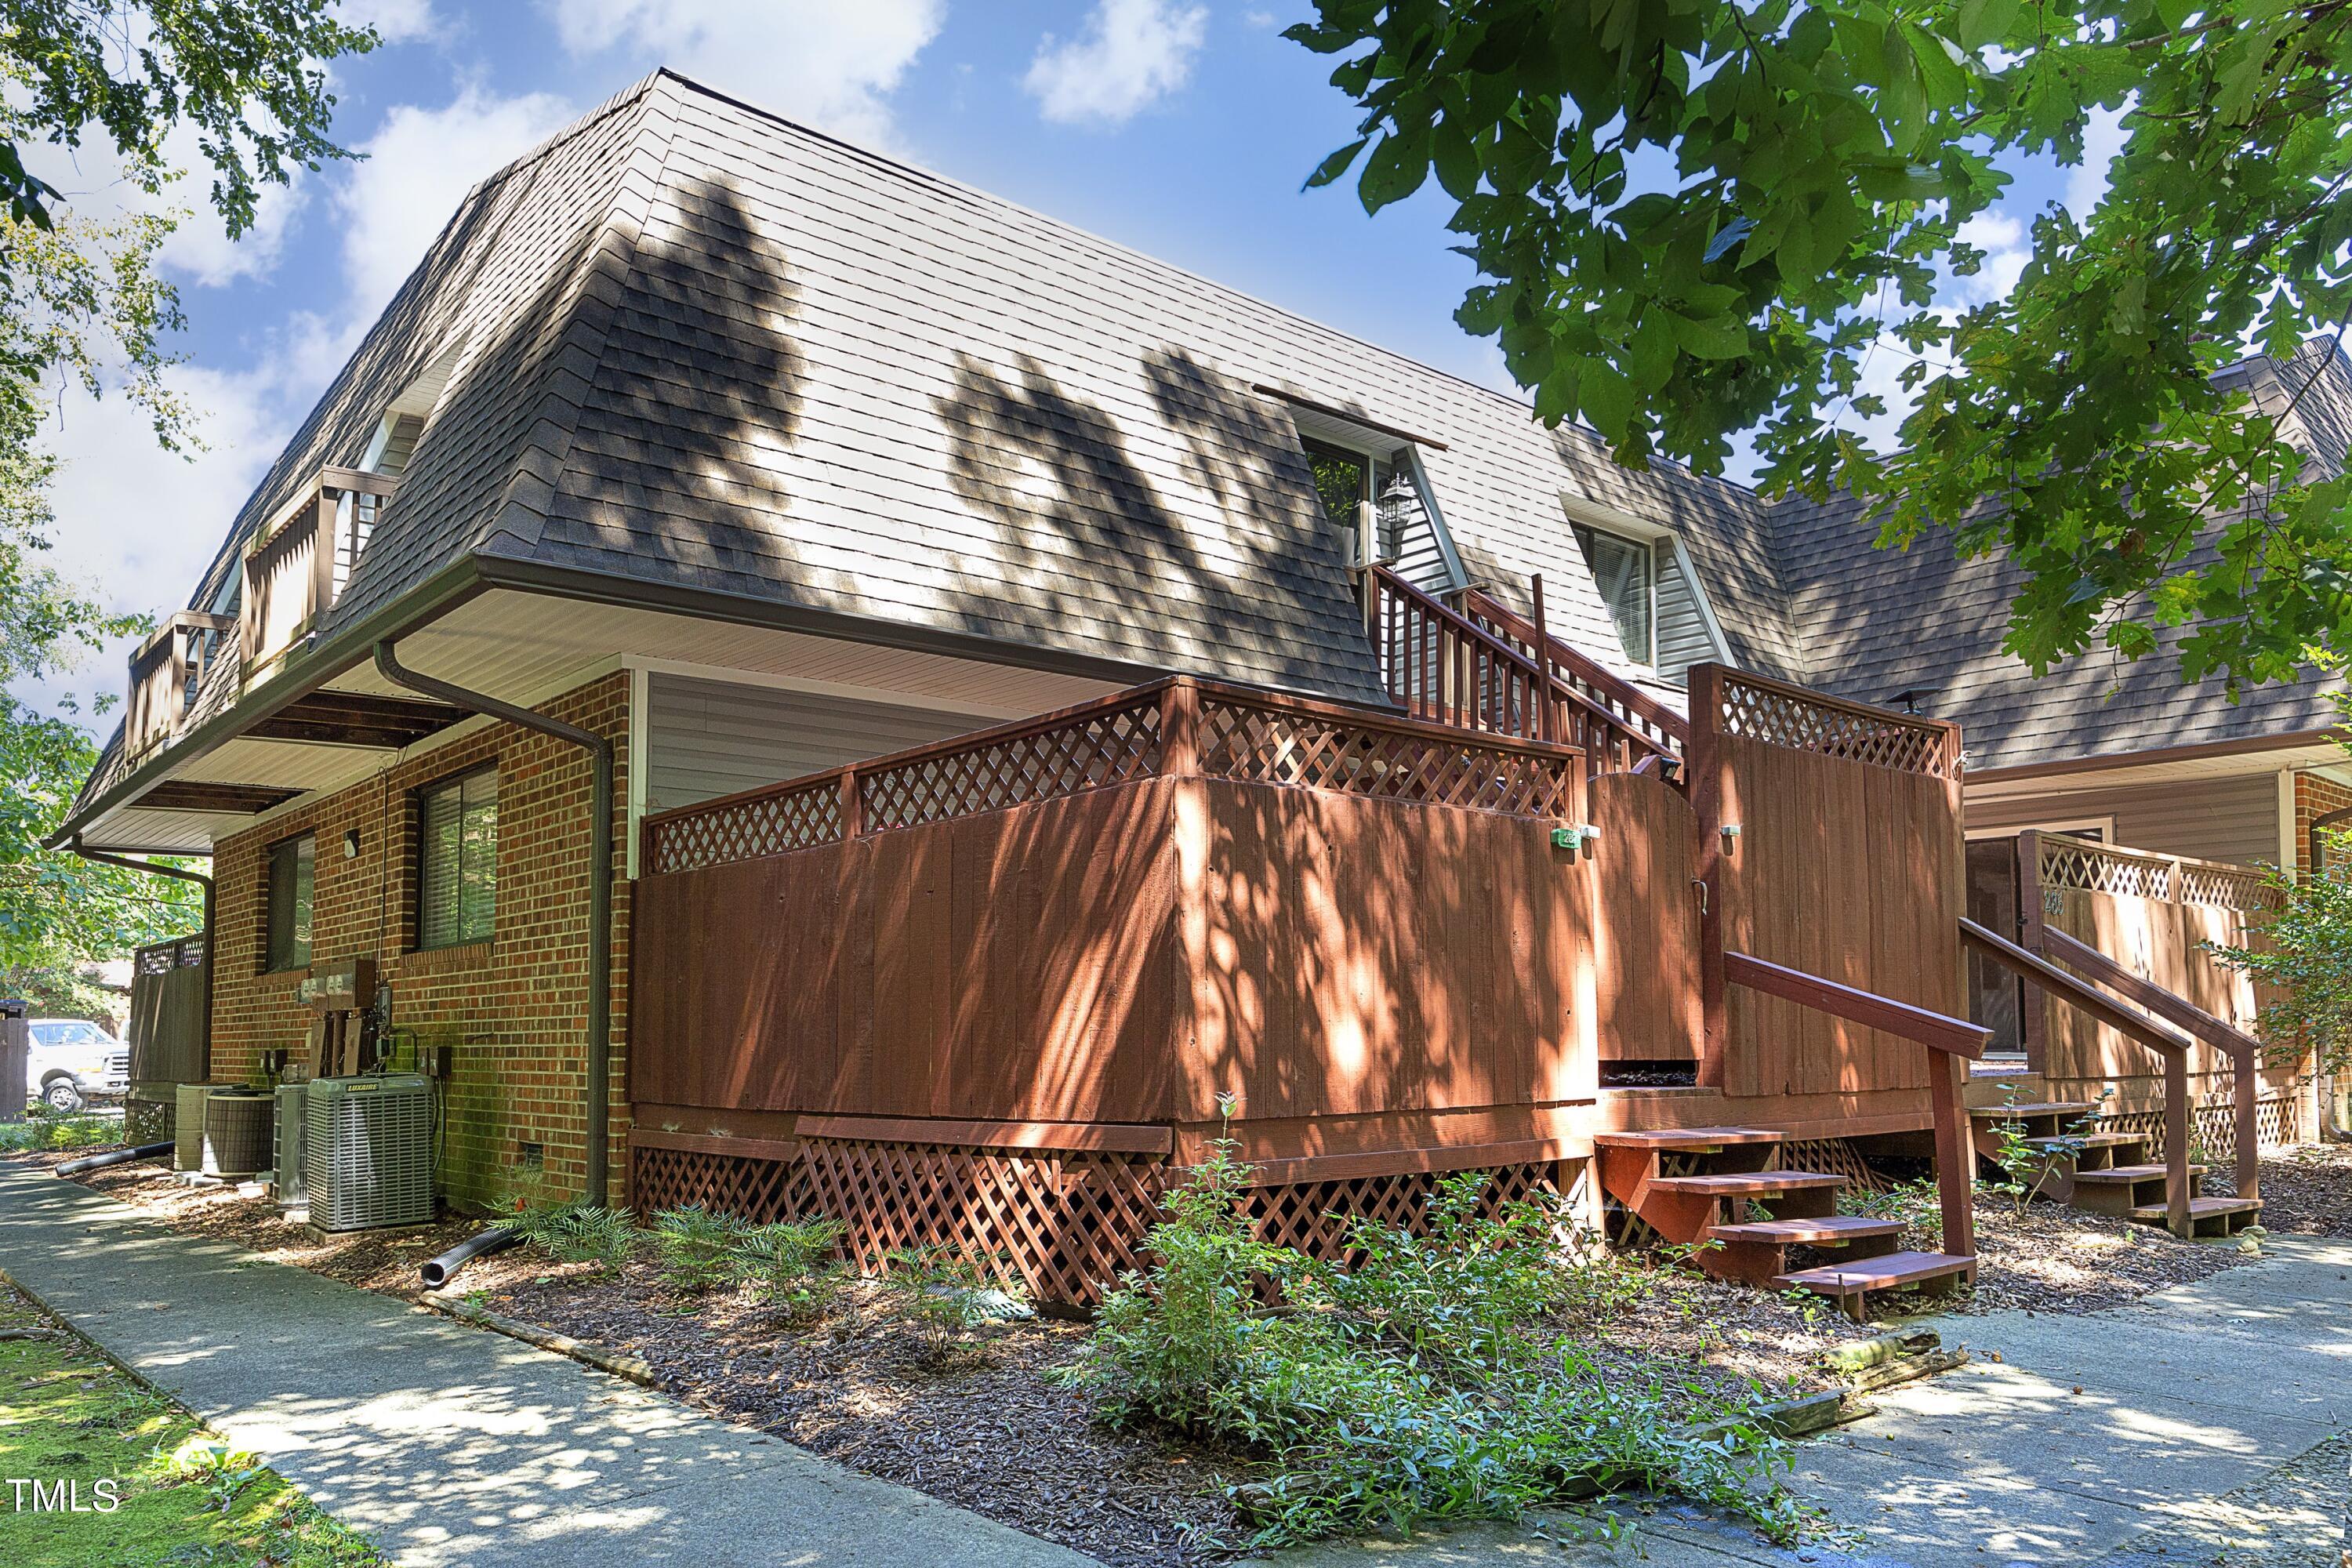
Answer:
top-left (1280, 1232), bottom-right (2352, 1567)
top-left (0, 1162), bottom-right (1091, 1567)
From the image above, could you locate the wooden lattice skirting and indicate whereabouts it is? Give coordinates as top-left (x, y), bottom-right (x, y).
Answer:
top-left (2092, 1096), bottom-right (2301, 1162)
top-left (631, 1141), bottom-right (1577, 1306)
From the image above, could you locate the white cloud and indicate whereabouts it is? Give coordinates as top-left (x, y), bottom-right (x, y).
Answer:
top-left (1026, 0), bottom-right (1209, 126)
top-left (539, 0), bottom-right (943, 148)
top-left (333, 84), bottom-right (577, 320)
top-left (334, 0), bottom-right (441, 44)
top-left (1952, 210), bottom-right (2029, 307)
top-left (2065, 102), bottom-right (2129, 220)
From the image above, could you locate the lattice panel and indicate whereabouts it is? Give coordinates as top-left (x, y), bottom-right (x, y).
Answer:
top-left (1246, 1163), bottom-right (1566, 1261)
top-left (1718, 677), bottom-right (1955, 778)
top-left (1200, 696), bottom-right (1578, 818)
top-left (2178, 864), bottom-right (2274, 911)
top-left (859, 699), bottom-right (1163, 832)
top-left (1771, 1138), bottom-right (1889, 1192)
top-left (797, 1138), bottom-right (1168, 1305)
top-left (644, 779), bottom-right (842, 875)
top-left (631, 1145), bottom-right (814, 1221)
top-left (2092, 1096), bottom-right (2300, 1162)
top-left (2038, 838), bottom-right (2172, 900)
top-left (123, 1094), bottom-right (174, 1146)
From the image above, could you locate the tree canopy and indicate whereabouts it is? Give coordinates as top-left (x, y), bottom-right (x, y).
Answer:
top-left (1287, 0), bottom-right (2352, 691)
top-left (0, 1), bottom-right (376, 982)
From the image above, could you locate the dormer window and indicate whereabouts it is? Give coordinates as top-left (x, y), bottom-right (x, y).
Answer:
top-left (1572, 522), bottom-right (1657, 667)
top-left (362, 412), bottom-right (426, 477)
top-left (1303, 438), bottom-right (1401, 565)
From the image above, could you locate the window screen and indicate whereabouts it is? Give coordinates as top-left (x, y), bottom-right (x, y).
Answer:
top-left (416, 767), bottom-right (496, 949)
top-left (265, 834), bottom-right (314, 971)
top-left (1572, 523), bottom-right (1656, 666)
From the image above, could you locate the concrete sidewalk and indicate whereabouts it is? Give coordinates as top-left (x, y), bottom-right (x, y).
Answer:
top-left (0, 1161), bottom-right (1093, 1567)
top-left (1279, 1232), bottom-right (2352, 1567)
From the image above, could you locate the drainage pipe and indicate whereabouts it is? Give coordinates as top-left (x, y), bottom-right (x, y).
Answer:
top-left (419, 1225), bottom-right (522, 1289)
top-left (55, 1141), bottom-right (173, 1177)
top-left (373, 641), bottom-right (615, 1206)
top-left (70, 839), bottom-right (214, 1078)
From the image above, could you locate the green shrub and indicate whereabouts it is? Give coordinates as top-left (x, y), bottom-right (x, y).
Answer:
top-left (1063, 1142), bottom-right (1809, 1550)
top-left (0, 1112), bottom-right (120, 1152)
top-left (651, 1204), bottom-right (744, 1294)
top-left (507, 1203), bottom-right (638, 1275)
top-left (884, 1245), bottom-right (1025, 1366)
top-left (732, 1218), bottom-right (845, 1321)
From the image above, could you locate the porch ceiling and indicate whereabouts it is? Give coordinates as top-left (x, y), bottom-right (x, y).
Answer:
top-left (77, 586), bottom-right (1125, 855)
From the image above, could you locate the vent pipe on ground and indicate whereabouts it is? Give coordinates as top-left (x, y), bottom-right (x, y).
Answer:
top-left (372, 640), bottom-right (615, 1207)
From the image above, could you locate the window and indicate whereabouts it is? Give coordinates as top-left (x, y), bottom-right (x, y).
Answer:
top-left (1302, 439), bottom-right (1402, 562)
top-left (265, 834), bottom-right (314, 971)
top-left (416, 767), bottom-right (497, 949)
top-left (1572, 523), bottom-right (1656, 666)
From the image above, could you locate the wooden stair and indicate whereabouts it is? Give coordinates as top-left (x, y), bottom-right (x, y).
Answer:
top-left (1968, 1106), bottom-right (2263, 1234)
top-left (1595, 1127), bottom-right (1973, 1319)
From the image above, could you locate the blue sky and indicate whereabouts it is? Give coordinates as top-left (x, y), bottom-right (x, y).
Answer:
top-left (28, 0), bottom-right (2104, 726)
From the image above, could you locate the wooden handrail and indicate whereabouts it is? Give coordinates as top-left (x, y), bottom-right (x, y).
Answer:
top-left (1722, 949), bottom-right (1986, 1261)
top-left (1461, 584), bottom-right (1690, 750)
top-left (1961, 916), bottom-right (2197, 1235)
top-left (1723, 951), bottom-right (1987, 1059)
top-left (2034, 925), bottom-right (2263, 1207)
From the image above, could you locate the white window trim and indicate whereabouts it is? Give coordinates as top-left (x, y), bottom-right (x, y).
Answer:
top-left (1555, 491), bottom-right (1730, 671)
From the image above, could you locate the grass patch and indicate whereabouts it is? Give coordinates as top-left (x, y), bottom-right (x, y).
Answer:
top-left (0, 1286), bottom-right (383, 1568)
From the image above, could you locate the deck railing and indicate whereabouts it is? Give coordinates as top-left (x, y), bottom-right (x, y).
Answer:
top-left (1363, 565), bottom-right (1680, 777)
top-left (642, 674), bottom-right (1587, 877)
top-left (1459, 584), bottom-right (1687, 771)
top-left (241, 466), bottom-right (400, 671)
top-left (123, 612), bottom-right (235, 760)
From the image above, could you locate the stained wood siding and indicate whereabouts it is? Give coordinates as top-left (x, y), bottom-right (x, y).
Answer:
top-left (645, 674), bottom-right (985, 813)
top-left (1588, 772), bottom-right (1701, 1061)
top-left (1965, 772), bottom-right (2281, 868)
top-left (1715, 738), bottom-right (1958, 1098)
top-left (633, 775), bottom-right (1634, 1131)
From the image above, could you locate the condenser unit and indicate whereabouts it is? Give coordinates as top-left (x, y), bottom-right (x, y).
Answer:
top-left (272, 1082), bottom-right (309, 1207)
top-left (199, 1087), bottom-right (272, 1178)
top-left (303, 1074), bottom-right (433, 1232)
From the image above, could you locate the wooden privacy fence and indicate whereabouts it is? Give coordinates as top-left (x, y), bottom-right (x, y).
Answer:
top-left (1684, 663), bottom-right (1966, 1098)
top-left (129, 933), bottom-right (208, 1084)
top-left (632, 674), bottom-right (1617, 1303)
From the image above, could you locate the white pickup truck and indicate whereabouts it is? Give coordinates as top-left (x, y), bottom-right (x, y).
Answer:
top-left (26, 1019), bottom-right (129, 1112)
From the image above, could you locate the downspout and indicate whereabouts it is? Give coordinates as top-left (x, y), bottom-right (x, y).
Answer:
top-left (71, 838), bottom-right (214, 1078)
top-left (373, 640), bottom-right (615, 1206)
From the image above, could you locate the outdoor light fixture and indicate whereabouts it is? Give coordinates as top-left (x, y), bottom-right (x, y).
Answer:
top-left (343, 829), bottom-right (361, 859)
top-left (1720, 822), bottom-right (1743, 851)
top-left (1550, 823), bottom-right (1602, 851)
top-left (1372, 472), bottom-right (1416, 566)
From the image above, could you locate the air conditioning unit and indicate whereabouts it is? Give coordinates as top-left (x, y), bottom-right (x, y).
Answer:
top-left (200, 1087), bottom-right (272, 1178)
top-left (173, 1083), bottom-right (215, 1171)
top-left (272, 1082), bottom-right (309, 1207)
top-left (304, 1074), bottom-right (434, 1232)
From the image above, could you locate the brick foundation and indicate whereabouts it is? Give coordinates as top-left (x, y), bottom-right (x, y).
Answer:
top-left (209, 672), bottom-right (630, 1211)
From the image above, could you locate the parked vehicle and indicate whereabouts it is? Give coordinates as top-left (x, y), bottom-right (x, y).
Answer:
top-left (26, 1019), bottom-right (129, 1112)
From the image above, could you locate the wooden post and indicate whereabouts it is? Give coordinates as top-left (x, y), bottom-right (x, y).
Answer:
top-left (1530, 573), bottom-right (1550, 744)
top-left (308, 488), bottom-right (337, 625)
top-left (2016, 831), bottom-right (2049, 1073)
top-left (1686, 663), bottom-right (1729, 1088)
top-left (839, 764), bottom-right (862, 840)
top-left (1927, 1047), bottom-right (1975, 1260)
top-left (2164, 1047), bottom-right (2191, 1236)
top-left (2234, 1045), bottom-right (2261, 1205)
top-left (1160, 679), bottom-right (1200, 778)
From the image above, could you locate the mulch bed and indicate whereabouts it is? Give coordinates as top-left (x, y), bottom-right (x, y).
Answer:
top-left (25, 1142), bottom-right (2352, 1566)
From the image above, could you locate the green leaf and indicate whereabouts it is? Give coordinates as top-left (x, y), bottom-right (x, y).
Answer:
top-left (1432, 118), bottom-right (1481, 201)
top-left (1359, 129), bottom-right (1432, 213)
top-left (1304, 136), bottom-right (1370, 191)
top-left (1955, 0), bottom-right (2020, 53)
top-left (1580, 363), bottom-right (1637, 440)
top-left (1667, 310), bottom-right (1751, 360)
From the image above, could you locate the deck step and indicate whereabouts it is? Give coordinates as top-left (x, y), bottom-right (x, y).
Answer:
top-left (1648, 1171), bottom-right (1846, 1196)
top-left (1774, 1250), bottom-right (1977, 1294)
top-left (1710, 1215), bottom-right (1903, 1246)
top-left (1970, 1102), bottom-right (2097, 1121)
top-left (2127, 1196), bottom-right (2263, 1224)
top-left (1593, 1127), bottom-right (1784, 1152)
top-left (2071, 1163), bottom-right (2206, 1185)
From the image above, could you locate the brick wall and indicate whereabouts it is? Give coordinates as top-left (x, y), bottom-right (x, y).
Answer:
top-left (210, 672), bottom-right (630, 1212)
top-left (2293, 770), bottom-right (2352, 869)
